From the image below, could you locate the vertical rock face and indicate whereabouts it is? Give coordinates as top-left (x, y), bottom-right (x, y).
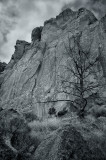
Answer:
top-left (0, 8), bottom-right (106, 118)
top-left (0, 62), bottom-right (7, 89)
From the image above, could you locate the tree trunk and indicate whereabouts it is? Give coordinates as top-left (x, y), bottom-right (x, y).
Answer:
top-left (78, 74), bottom-right (87, 118)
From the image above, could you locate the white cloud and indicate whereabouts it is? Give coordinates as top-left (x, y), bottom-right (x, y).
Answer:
top-left (0, 0), bottom-right (105, 63)
top-left (0, 0), bottom-right (71, 63)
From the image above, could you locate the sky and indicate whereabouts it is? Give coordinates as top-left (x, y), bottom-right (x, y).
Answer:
top-left (0, 0), bottom-right (106, 63)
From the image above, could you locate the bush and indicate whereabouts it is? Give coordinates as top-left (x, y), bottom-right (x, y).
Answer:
top-left (24, 112), bottom-right (38, 122)
top-left (90, 105), bottom-right (106, 118)
top-left (57, 107), bottom-right (68, 117)
top-left (48, 107), bottom-right (56, 116)
top-left (0, 107), bottom-right (3, 112)
top-left (0, 109), bottom-right (34, 160)
top-left (96, 107), bottom-right (106, 118)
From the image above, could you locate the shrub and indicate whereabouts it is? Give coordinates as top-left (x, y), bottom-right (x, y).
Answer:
top-left (0, 107), bottom-right (3, 112)
top-left (48, 107), bottom-right (56, 116)
top-left (57, 107), bottom-right (68, 117)
top-left (0, 109), bottom-right (34, 160)
top-left (24, 112), bottom-right (38, 122)
top-left (91, 105), bottom-right (106, 118)
top-left (95, 98), bottom-right (104, 106)
top-left (96, 107), bottom-right (106, 118)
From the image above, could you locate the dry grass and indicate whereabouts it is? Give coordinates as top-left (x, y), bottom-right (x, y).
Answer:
top-left (34, 115), bottom-right (106, 160)
top-left (28, 111), bottom-right (106, 158)
top-left (28, 117), bottom-right (62, 147)
top-left (29, 117), bottom-right (61, 133)
top-left (28, 112), bottom-right (77, 134)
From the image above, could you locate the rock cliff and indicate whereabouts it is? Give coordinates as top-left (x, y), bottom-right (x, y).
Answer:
top-left (0, 62), bottom-right (7, 89)
top-left (0, 8), bottom-right (106, 118)
top-left (0, 62), bottom-right (7, 73)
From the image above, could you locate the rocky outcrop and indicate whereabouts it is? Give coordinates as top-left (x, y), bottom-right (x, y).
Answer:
top-left (34, 121), bottom-right (106, 160)
top-left (0, 8), bottom-right (106, 118)
top-left (7, 40), bottom-right (31, 69)
top-left (31, 27), bottom-right (43, 43)
top-left (0, 62), bottom-right (7, 73)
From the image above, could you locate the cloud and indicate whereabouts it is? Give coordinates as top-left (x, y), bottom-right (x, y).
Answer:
top-left (0, 0), bottom-right (70, 63)
top-left (0, 0), bottom-right (105, 63)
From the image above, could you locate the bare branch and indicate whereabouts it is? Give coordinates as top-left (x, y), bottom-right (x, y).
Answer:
top-left (59, 31), bottom-right (103, 116)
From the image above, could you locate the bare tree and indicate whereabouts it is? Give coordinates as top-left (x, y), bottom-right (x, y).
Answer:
top-left (60, 33), bottom-right (103, 117)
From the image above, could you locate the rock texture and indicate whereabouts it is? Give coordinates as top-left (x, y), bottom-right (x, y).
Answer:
top-left (7, 40), bottom-right (31, 69)
top-left (0, 62), bottom-right (7, 73)
top-left (0, 8), bottom-right (106, 118)
top-left (0, 62), bottom-right (7, 89)
top-left (31, 27), bottom-right (43, 43)
top-left (34, 122), bottom-right (106, 160)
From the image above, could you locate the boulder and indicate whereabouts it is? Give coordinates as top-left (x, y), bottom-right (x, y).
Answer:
top-left (34, 123), bottom-right (105, 160)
